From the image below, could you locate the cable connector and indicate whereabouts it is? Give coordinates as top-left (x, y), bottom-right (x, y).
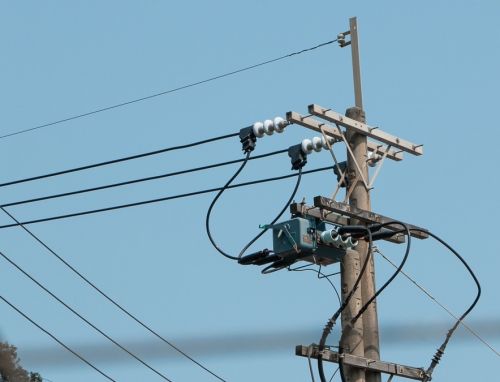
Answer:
top-left (239, 126), bottom-right (257, 153)
top-left (238, 249), bottom-right (272, 265)
top-left (288, 144), bottom-right (308, 170)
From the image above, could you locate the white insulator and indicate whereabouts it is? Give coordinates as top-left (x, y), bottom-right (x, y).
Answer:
top-left (367, 152), bottom-right (382, 167)
top-left (345, 237), bottom-right (358, 248)
top-left (263, 119), bottom-right (275, 135)
top-left (301, 138), bottom-right (313, 154)
top-left (321, 136), bottom-right (335, 149)
top-left (274, 116), bottom-right (287, 133)
top-left (252, 122), bottom-right (265, 138)
top-left (320, 229), bottom-right (339, 244)
top-left (312, 136), bottom-right (323, 152)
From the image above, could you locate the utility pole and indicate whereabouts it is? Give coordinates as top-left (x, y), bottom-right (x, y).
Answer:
top-left (292, 16), bottom-right (426, 382)
top-left (343, 17), bottom-right (381, 382)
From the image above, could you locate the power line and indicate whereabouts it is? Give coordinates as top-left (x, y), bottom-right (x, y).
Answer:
top-left (0, 293), bottom-right (116, 382)
top-left (1, 149), bottom-right (288, 208)
top-left (0, 166), bottom-right (335, 229)
top-left (0, 205), bottom-right (228, 382)
top-left (0, 247), bottom-right (174, 382)
top-left (0, 132), bottom-right (239, 188)
top-left (0, 207), bottom-right (226, 382)
top-left (1, 39), bottom-right (337, 140)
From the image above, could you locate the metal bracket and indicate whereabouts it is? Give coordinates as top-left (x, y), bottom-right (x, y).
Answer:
top-left (296, 345), bottom-right (427, 381)
top-left (286, 111), bottom-right (403, 161)
top-left (289, 202), bottom-right (405, 244)
top-left (308, 104), bottom-right (423, 156)
top-left (313, 196), bottom-right (429, 240)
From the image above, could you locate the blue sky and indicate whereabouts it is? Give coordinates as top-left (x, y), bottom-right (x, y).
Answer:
top-left (1, 1), bottom-right (499, 381)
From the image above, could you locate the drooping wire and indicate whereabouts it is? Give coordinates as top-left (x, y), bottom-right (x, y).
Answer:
top-left (335, 222), bottom-right (411, 382)
top-left (0, 206), bottom-right (227, 382)
top-left (408, 228), bottom-right (481, 381)
top-left (238, 168), bottom-right (303, 260)
top-left (351, 222), bottom-right (411, 325)
top-left (0, 39), bottom-right (337, 140)
top-left (0, 294), bottom-right (117, 382)
top-left (0, 166), bottom-right (335, 230)
top-left (0, 248), bottom-right (174, 382)
top-left (317, 228), bottom-right (373, 382)
top-left (206, 152), bottom-right (252, 260)
top-left (0, 132), bottom-right (239, 188)
top-left (1, 149), bottom-right (288, 208)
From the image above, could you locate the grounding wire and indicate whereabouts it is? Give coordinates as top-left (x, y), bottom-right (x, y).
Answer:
top-left (205, 151), bottom-right (252, 260)
top-left (317, 228), bottom-right (373, 382)
top-left (0, 293), bottom-right (116, 382)
top-left (0, 247), bottom-right (174, 382)
top-left (0, 39), bottom-right (337, 140)
top-left (1, 148), bottom-right (288, 208)
top-left (0, 206), bottom-right (227, 382)
top-left (238, 168), bottom-right (302, 261)
top-left (0, 166), bottom-right (336, 230)
top-left (0, 132), bottom-right (239, 188)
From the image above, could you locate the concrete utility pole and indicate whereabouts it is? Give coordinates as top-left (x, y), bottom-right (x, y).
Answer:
top-left (342, 17), bottom-right (382, 382)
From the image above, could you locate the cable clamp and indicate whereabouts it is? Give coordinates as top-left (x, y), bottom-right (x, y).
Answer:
top-left (288, 144), bottom-right (307, 170)
top-left (239, 126), bottom-right (257, 153)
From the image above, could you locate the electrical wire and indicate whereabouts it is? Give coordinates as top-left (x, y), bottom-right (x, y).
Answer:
top-left (376, 248), bottom-right (500, 358)
top-left (329, 367), bottom-right (339, 382)
top-left (1, 149), bottom-right (288, 208)
top-left (288, 264), bottom-right (341, 305)
top-left (351, 222), bottom-right (411, 325)
top-left (409, 228), bottom-right (481, 381)
top-left (0, 132), bottom-right (239, 188)
top-left (1, 39), bottom-right (337, 140)
top-left (317, 229), bottom-right (373, 382)
top-left (238, 168), bottom-right (302, 260)
top-left (0, 206), bottom-right (227, 382)
top-left (206, 152), bottom-right (252, 260)
top-left (0, 248), bottom-right (174, 382)
top-left (0, 166), bottom-right (335, 230)
top-left (0, 294), bottom-right (116, 382)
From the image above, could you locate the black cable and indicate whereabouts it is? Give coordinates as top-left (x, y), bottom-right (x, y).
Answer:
top-left (0, 132), bottom-right (239, 188)
top-left (1, 39), bottom-right (337, 140)
top-left (317, 229), bottom-right (373, 382)
top-left (1, 149), bottom-right (288, 208)
top-left (0, 166), bottom-right (335, 230)
top-left (409, 228), bottom-right (481, 381)
top-left (0, 248), bottom-right (174, 382)
top-left (0, 294), bottom-right (116, 382)
top-left (238, 168), bottom-right (302, 260)
top-left (351, 222), bottom-right (411, 325)
top-left (206, 152), bottom-right (252, 260)
top-left (0, 207), bottom-right (227, 382)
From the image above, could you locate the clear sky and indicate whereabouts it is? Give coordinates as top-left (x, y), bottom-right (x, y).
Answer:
top-left (1, 1), bottom-right (499, 381)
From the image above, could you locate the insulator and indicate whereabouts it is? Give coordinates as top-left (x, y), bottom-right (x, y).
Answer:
top-left (312, 136), bottom-right (323, 152)
top-left (263, 119), bottom-right (275, 135)
top-left (301, 138), bottom-right (313, 154)
top-left (321, 136), bottom-right (335, 149)
top-left (274, 116), bottom-right (287, 133)
top-left (252, 121), bottom-right (265, 138)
